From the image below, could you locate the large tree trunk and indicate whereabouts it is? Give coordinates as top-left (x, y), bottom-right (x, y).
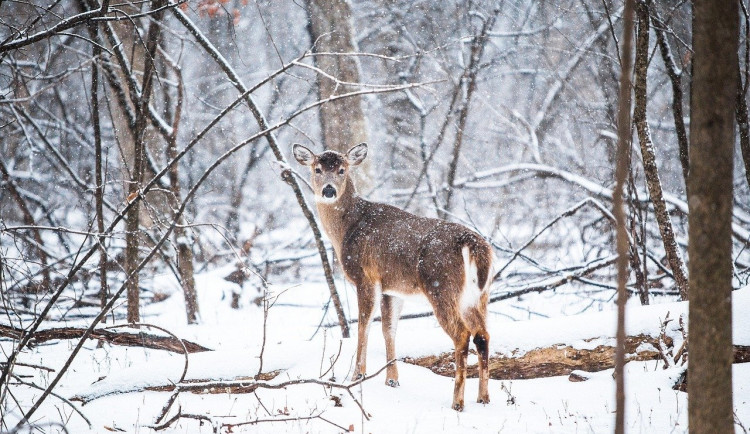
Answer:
top-left (306, 0), bottom-right (370, 189)
top-left (737, 70), bottom-right (750, 189)
top-left (739, 2), bottom-right (750, 190)
top-left (633, 3), bottom-right (689, 301)
top-left (687, 0), bottom-right (738, 432)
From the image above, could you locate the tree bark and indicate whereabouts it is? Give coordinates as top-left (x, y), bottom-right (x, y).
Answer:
top-left (737, 69), bottom-right (750, 189)
top-left (738, 1), bottom-right (750, 190)
top-left (687, 0), bottom-right (738, 432)
top-left (613, 1), bottom-right (636, 433)
top-left (633, 2), bottom-right (689, 301)
top-left (306, 0), bottom-right (370, 189)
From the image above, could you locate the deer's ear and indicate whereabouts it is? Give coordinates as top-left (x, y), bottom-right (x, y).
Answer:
top-left (346, 143), bottom-right (368, 166)
top-left (293, 144), bottom-right (315, 166)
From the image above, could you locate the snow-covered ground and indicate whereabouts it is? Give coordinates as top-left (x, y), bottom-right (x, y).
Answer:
top-left (3, 267), bottom-right (749, 433)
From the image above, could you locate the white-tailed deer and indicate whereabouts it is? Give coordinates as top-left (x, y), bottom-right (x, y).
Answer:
top-left (293, 143), bottom-right (492, 411)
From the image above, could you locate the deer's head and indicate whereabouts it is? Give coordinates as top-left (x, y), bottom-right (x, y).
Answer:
top-left (293, 143), bottom-right (368, 204)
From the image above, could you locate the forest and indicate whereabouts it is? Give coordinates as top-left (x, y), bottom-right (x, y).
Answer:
top-left (1, 0), bottom-right (749, 432)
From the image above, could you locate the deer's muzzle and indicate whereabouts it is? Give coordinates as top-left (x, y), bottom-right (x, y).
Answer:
top-left (322, 185), bottom-right (337, 199)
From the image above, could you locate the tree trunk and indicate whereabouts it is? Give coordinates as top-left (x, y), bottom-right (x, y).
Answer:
top-left (613, 1), bottom-right (636, 432)
top-left (88, 18), bottom-right (108, 314)
top-left (125, 0), bottom-right (165, 323)
top-left (166, 61), bottom-right (200, 324)
top-left (306, 0), bottom-right (370, 189)
top-left (737, 68), bottom-right (750, 189)
top-left (738, 1), bottom-right (750, 190)
top-left (633, 3), bottom-right (689, 301)
top-left (687, 0), bottom-right (738, 432)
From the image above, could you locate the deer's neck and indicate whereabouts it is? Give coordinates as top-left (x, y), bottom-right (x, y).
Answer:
top-left (316, 177), bottom-right (364, 254)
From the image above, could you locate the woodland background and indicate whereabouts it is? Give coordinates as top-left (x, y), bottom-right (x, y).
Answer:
top-left (1, 0), bottom-right (749, 432)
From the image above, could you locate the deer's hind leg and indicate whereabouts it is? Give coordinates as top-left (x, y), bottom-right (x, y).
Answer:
top-left (418, 241), bottom-right (472, 410)
top-left (472, 327), bottom-right (490, 404)
top-left (463, 293), bottom-right (490, 404)
top-left (430, 298), bottom-right (471, 411)
top-left (446, 316), bottom-right (471, 411)
top-left (381, 293), bottom-right (404, 387)
top-left (469, 318), bottom-right (490, 403)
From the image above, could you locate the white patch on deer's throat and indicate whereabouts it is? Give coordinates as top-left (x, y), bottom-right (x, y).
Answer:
top-left (315, 195), bottom-right (338, 204)
top-left (459, 246), bottom-right (481, 313)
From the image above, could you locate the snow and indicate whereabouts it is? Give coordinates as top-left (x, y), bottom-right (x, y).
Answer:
top-left (3, 274), bottom-right (749, 433)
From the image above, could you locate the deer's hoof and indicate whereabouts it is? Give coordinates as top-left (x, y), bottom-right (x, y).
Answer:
top-left (477, 396), bottom-right (490, 404)
top-left (354, 373), bottom-right (365, 381)
top-left (385, 378), bottom-right (400, 388)
top-left (452, 401), bottom-right (464, 412)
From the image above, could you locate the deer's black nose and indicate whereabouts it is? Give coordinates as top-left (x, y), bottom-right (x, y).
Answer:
top-left (322, 185), bottom-right (337, 198)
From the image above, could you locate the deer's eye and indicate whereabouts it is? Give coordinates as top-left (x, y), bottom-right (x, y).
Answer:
top-left (315, 168), bottom-right (322, 174)
top-left (338, 168), bottom-right (345, 175)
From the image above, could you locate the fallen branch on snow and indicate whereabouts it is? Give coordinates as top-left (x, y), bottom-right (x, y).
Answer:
top-left (0, 323), bottom-right (211, 353)
top-left (151, 408), bottom-right (347, 433)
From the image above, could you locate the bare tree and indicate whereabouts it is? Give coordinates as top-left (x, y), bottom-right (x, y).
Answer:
top-left (613, 1), bottom-right (636, 432)
top-left (124, 0), bottom-right (166, 323)
top-left (651, 3), bottom-right (690, 189)
top-left (687, 0), bottom-right (738, 432)
top-left (163, 52), bottom-right (200, 324)
top-left (442, 9), bottom-right (498, 219)
top-left (306, 0), bottom-right (371, 188)
top-left (633, 1), bottom-right (689, 300)
top-left (87, 15), bottom-right (109, 313)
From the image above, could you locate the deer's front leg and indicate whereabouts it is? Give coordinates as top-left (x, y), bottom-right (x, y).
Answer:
top-left (381, 293), bottom-right (404, 387)
top-left (354, 282), bottom-right (377, 379)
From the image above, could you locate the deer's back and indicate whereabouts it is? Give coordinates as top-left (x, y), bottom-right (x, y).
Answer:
top-left (340, 199), bottom-right (490, 296)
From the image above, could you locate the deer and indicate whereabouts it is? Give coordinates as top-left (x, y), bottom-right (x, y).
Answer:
top-left (293, 143), bottom-right (492, 411)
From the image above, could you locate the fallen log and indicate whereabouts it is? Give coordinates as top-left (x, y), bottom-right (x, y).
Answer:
top-left (403, 334), bottom-right (750, 381)
top-left (0, 323), bottom-right (211, 353)
top-left (144, 371), bottom-right (282, 394)
top-left (672, 345), bottom-right (750, 392)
